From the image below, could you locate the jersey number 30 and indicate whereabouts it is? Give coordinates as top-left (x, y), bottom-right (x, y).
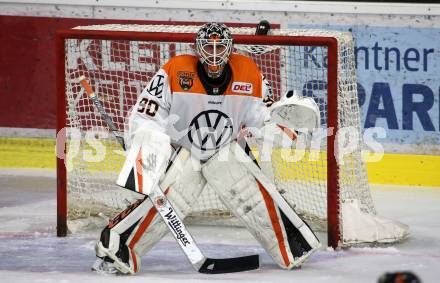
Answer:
top-left (137, 98), bottom-right (159, 117)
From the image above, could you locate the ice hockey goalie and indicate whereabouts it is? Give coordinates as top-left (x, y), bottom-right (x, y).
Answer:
top-left (92, 22), bottom-right (321, 275)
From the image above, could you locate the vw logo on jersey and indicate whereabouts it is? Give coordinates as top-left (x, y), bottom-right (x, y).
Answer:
top-left (188, 110), bottom-right (233, 152)
top-left (146, 74), bottom-right (165, 98)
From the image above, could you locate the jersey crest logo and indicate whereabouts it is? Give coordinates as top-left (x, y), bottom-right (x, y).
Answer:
top-left (146, 74), bottom-right (165, 98)
top-left (188, 110), bottom-right (233, 152)
top-left (232, 82), bottom-right (253, 94)
top-left (178, 71), bottom-right (195, 91)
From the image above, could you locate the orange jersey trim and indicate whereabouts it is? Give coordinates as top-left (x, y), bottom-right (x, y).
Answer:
top-left (163, 55), bottom-right (206, 94)
top-left (225, 54), bottom-right (262, 98)
top-left (163, 54), bottom-right (263, 98)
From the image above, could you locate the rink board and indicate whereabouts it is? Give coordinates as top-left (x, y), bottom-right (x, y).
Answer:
top-left (1, 137), bottom-right (439, 187)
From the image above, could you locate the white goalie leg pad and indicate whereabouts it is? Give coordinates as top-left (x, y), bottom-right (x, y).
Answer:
top-left (129, 148), bottom-right (206, 258)
top-left (96, 148), bottom-right (206, 274)
top-left (202, 142), bottom-right (320, 269)
top-left (94, 197), bottom-right (149, 274)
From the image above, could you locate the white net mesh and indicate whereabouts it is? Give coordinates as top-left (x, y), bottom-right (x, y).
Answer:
top-left (62, 24), bottom-right (378, 243)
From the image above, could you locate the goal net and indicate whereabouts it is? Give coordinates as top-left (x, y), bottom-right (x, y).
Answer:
top-left (56, 24), bottom-right (408, 247)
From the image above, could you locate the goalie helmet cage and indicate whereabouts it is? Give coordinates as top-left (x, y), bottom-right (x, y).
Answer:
top-left (56, 24), bottom-right (407, 248)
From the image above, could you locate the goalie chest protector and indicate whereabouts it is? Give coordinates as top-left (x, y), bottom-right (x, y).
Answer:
top-left (135, 54), bottom-right (269, 160)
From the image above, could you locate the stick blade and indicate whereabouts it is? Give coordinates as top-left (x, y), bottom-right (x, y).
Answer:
top-left (198, 255), bottom-right (259, 274)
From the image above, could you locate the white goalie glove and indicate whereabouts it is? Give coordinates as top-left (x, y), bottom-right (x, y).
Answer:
top-left (268, 90), bottom-right (320, 132)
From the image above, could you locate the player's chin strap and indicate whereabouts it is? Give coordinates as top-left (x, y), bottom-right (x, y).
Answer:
top-left (80, 76), bottom-right (259, 274)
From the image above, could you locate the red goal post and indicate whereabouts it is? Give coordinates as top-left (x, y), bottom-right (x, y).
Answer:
top-left (55, 24), bottom-right (407, 248)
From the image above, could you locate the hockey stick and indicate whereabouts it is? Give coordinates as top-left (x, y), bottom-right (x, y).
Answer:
top-left (79, 76), bottom-right (259, 274)
top-left (78, 76), bottom-right (126, 150)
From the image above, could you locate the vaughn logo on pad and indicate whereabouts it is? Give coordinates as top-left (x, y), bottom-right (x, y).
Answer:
top-left (232, 82), bottom-right (253, 94)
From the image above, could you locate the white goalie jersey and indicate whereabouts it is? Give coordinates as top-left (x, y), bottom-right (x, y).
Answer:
top-left (127, 53), bottom-right (272, 160)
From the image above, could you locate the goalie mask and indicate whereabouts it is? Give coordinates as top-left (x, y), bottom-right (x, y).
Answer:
top-left (195, 22), bottom-right (233, 78)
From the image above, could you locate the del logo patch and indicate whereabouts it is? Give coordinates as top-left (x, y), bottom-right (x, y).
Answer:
top-left (232, 82), bottom-right (253, 94)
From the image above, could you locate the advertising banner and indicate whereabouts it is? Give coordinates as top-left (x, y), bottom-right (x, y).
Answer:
top-left (289, 24), bottom-right (440, 153)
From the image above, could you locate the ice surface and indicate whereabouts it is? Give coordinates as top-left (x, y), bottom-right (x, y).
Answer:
top-left (0, 169), bottom-right (439, 282)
